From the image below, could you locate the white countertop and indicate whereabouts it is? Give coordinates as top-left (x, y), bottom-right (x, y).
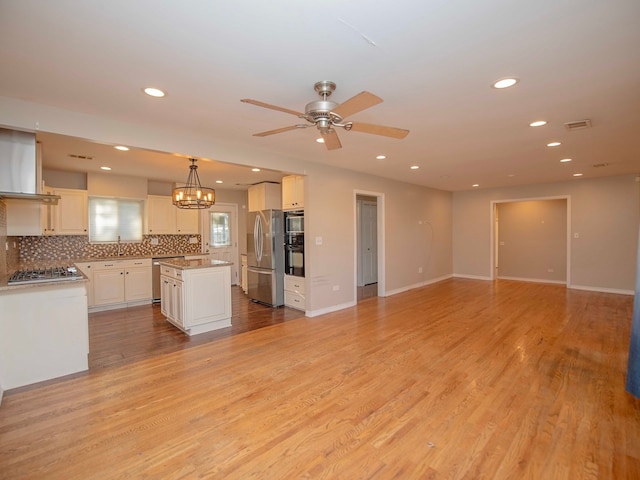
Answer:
top-left (159, 258), bottom-right (233, 270)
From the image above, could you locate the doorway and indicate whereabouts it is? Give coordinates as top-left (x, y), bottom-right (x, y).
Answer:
top-left (356, 194), bottom-right (382, 301)
top-left (492, 197), bottom-right (570, 284)
top-left (202, 203), bottom-right (240, 285)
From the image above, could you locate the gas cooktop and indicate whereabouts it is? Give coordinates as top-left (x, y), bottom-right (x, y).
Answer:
top-left (8, 266), bottom-right (83, 285)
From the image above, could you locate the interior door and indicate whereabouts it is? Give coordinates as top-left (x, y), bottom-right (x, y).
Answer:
top-left (360, 200), bottom-right (378, 285)
top-left (202, 203), bottom-right (239, 285)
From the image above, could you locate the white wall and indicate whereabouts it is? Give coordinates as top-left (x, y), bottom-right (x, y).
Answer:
top-left (453, 175), bottom-right (640, 292)
top-left (304, 162), bottom-right (453, 314)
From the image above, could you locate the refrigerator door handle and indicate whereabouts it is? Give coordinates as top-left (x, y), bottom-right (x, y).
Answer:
top-left (254, 214), bottom-right (263, 263)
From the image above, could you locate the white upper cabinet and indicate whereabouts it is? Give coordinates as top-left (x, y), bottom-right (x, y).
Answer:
top-left (282, 175), bottom-right (304, 210)
top-left (147, 195), bottom-right (200, 235)
top-left (6, 187), bottom-right (88, 236)
top-left (248, 182), bottom-right (282, 212)
top-left (48, 188), bottom-right (88, 235)
top-left (147, 195), bottom-right (176, 234)
top-left (176, 208), bottom-right (199, 234)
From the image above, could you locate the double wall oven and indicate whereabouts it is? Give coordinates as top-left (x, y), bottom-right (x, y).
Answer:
top-left (284, 210), bottom-right (304, 277)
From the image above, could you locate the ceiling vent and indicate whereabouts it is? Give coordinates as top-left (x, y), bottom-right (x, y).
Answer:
top-left (592, 163), bottom-right (610, 168)
top-left (564, 119), bottom-right (592, 131)
top-left (68, 153), bottom-right (94, 160)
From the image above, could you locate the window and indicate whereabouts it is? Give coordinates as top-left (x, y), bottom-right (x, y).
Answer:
top-left (89, 197), bottom-right (144, 242)
top-left (210, 212), bottom-right (231, 247)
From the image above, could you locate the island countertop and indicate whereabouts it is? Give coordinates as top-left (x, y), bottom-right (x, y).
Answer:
top-left (159, 258), bottom-right (233, 270)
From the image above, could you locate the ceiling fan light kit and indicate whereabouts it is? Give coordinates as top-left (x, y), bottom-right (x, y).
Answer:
top-left (172, 158), bottom-right (215, 209)
top-left (241, 80), bottom-right (409, 150)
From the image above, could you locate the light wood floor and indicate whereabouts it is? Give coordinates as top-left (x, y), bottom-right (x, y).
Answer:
top-left (1, 279), bottom-right (638, 479)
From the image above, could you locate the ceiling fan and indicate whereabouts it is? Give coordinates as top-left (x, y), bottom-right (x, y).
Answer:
top-left (241, 81), bottom-right (410, 150)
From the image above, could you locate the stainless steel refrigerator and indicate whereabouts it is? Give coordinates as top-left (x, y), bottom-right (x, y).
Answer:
top-left (247, 209), bottom-right (284, 306)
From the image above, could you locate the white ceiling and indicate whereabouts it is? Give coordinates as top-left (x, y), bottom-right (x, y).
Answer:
top-left (1, 0), bottom-right (639, 191)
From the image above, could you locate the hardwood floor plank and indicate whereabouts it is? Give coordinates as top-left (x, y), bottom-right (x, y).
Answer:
top-left (0, 279), bottom-right (638, 479)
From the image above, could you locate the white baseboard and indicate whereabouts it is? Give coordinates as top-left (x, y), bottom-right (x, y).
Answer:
top-left (498, 276), bottom-right (566, 285)
top-left (453, 273), bottom-right (493, 281)
top-left (385, 274), bottom-right (453, 297)
top-left (306, 300), bottom-right (357, 318)
top-left (569, 285), bottom-right (634, 296)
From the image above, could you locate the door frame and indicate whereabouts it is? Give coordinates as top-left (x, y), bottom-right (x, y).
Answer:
top-left (490, 195), bottom-right (571, 285)
top-left (353, 190), bottom-right (385, 299)
top-left (201, 202), bottom-right (240, 285)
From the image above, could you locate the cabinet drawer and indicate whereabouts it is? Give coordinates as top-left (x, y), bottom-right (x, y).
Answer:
top-left (161, 265), bottom-right (183, 280)
top-left (284, 275), bottom-right (305, 292)
top-left (285, 291), bottom-right (305, 311)
top-left (93, 261), bottom-right (123, 270)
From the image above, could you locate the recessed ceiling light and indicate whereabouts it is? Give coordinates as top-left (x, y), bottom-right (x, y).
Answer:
top-left (143, 87), bottom-right (165, 98)
top-left (492, 77), bottom-right (519, 89)
top-left (316, 138), bottom-right (325, 143)
top-left (216, 180), bottom-right (223, 184)
top-left (114, 145), bottom-right (129, 151)
top-left (529, 120), bottom-right (547, 127)
top-left (560, 158), bottom-right (572, 163)
top-left (376, 155), bottom-right (386, 160)
top-left (573, 173), bottom-right (583, 177)
top-left (252, 168), bottom-right (260, 172)
top-left (410, 165), bottom-right (419, 170)
top-left (100, 166), bottom-right (112, 171)
top-left (547, 142), bottom-right (561, 147)
top-left (472, 184), bottom-right (479, 187)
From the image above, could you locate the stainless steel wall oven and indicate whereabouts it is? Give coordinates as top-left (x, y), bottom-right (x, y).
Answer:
top-left (284, 210), bottom-right (304, 277)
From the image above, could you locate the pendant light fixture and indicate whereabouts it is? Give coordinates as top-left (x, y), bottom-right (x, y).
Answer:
top-left (172, 158), bottom-right (215, 209)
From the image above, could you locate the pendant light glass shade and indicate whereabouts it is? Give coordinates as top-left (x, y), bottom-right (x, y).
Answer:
top-left (172, 158), bottom-right (215, 209)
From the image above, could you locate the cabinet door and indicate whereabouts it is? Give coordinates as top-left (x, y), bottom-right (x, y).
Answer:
top-left (160, 276), bottom-right (172, 318)
top-left (247, 183), bottom-right (264, 212)
top-left (6, 201), bottom-right (43, 236)
top-left (173, 280), bottom-right (184, 327)
top-left (74, 262), bottom-right (94, 307)
top-left (125, 267), bottom-right (152, 301)
top-left (55, 188), bottom-right (88, 235)
top-left (147, 195), bottom-right (176, 234)
top-left (282, 175), bottom-right (304, 210)
top-left (93, 269), bottom-right (125, 306)
top-left (176, 208), bottom-right (199, 234)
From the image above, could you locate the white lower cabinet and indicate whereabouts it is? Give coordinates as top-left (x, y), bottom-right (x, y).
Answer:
top-left (160, 262), bottom-right (232, 335)
top-left (91, 259), bottom-right (152, 311)
top-left (284, 275), bottom-right (305, 311)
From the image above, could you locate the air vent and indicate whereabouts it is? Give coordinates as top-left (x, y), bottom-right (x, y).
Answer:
top-left (592, 163), bottom-right (610, 168)
top-left (68, 154), bottom-right (94, 160)
top-left (564, 119), bottom-right (592, 131)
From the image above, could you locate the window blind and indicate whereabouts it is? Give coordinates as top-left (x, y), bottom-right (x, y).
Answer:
top-left (89, 197), bottom-right (144, 242)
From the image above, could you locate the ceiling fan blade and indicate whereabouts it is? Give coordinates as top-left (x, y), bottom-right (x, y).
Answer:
top-left (241, 99), bottom-right (304, 117)
top-left (253, 125), bottom-right (307, 137)
top-left (322, 130), bottom-right (342, 150)
top-left (332, 91), bottom-right (383, 118)
top-left (349, 122), bottom-right (410, 139)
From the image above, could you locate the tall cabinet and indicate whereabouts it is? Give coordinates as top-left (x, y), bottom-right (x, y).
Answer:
top-left (282, 175), bottom-right (306, 312)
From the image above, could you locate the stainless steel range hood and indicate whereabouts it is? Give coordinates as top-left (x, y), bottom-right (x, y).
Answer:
top-left (0, 128), bottom-right (59, 204)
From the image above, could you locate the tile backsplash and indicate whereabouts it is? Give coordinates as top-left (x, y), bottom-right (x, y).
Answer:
top-left (11, 234), bottom-right (203, 264)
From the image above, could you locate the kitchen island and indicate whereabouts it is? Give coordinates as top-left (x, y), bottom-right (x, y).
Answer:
top-left (0, 276), bottom-right (89, 391)
top-left (159, 258), bottom-right (233, 336)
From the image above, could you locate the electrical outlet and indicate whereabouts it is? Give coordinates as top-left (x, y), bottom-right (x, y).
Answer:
top-left (150, 237), bottom-right (159, 245)
top-left (418, 267), bottom-right (423, 273)
top-left (333, 285), bottom-right (339, 291)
